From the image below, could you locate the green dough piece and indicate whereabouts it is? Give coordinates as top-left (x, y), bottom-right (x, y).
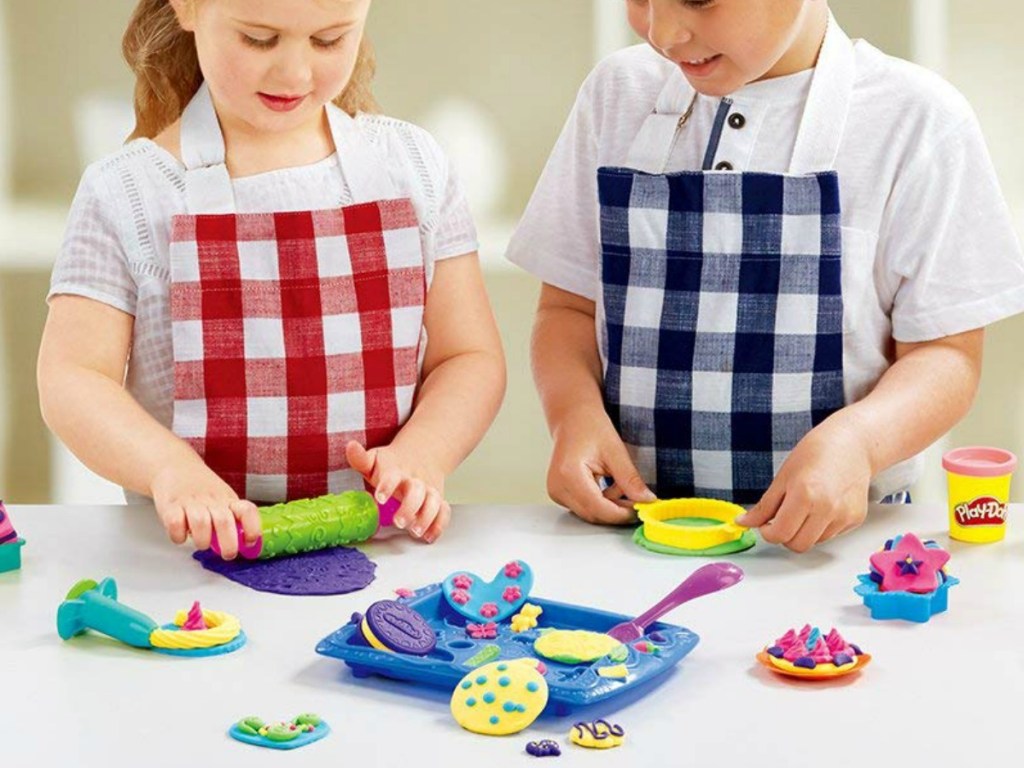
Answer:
top-left (238, 717), bottom-right (264, 735)
top-left (294, 713), bottom-right (322, 727)
top-left (265, 723), bottom-right (301, 742)
top-left (607, 645), bottom-right (628, 663)
top-left (258, 492), bottom-right (379, 559)
top-left (633, 525), bottom-right (757, 557)
top-left (465, 644), bottom-right (501, 668)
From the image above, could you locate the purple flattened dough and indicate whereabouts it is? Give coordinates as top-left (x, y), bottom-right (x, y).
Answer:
top-left (363, 600), bottom-right (436, 655)
top-left (193, 546), bottom-right (376, 596)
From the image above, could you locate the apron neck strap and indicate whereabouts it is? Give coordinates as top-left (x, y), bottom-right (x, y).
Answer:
top-left (787, 12), bottom-right (856, 174)
top-left (625, 12), bottom-right (856, 175)
top-left (178, 82), bottom-right (398, 214)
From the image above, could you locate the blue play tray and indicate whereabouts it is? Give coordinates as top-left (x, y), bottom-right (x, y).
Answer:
top-left (315, 584), bottom-right (699, 715)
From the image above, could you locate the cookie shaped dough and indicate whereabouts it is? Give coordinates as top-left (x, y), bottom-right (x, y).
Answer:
top-left (570, 719), bottom-right (625, 749)
top-left (450, 659), bottom-right (548, 736)
top-left (533, 629), bottom-right (624, 665)
top-left (360, 600), bottom-right (436, 655)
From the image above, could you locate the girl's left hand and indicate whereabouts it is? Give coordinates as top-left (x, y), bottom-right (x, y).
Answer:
top-left (345, 441), bottom-right (451, 544)
top-left (735, 415), bottom-right (874, 552)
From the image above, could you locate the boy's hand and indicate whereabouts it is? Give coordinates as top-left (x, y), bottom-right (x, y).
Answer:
top-left (346, 441), bottom-right (450, 544)
top-left (546, 406), bottom-right (656, 525)
top-left (736, 416), bottom-right (873, 552)
top-left (150, 462), bottom-right (260, 560)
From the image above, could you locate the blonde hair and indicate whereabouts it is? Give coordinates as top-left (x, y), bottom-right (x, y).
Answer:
top-left (122, 0), bottom-right (379, 140)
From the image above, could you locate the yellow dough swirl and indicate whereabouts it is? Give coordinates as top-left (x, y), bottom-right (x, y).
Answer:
top-left (149, 609), bottom-right (241, 650)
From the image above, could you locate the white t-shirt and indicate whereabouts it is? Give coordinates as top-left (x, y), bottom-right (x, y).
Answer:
top-left (506, 38), bottom-right (1024, 497)
top-left (49, 114), bottom-right (478, 497)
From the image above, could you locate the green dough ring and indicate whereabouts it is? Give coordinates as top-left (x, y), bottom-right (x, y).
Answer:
top-left (633, 520), bottom-right (756, 556)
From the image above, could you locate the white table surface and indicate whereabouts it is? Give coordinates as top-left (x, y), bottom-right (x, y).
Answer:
top-left (2, 502), bottom-right (1021, 766)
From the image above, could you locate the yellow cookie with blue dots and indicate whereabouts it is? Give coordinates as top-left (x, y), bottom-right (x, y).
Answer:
top-left (450, 658), bottom-right (548, 736)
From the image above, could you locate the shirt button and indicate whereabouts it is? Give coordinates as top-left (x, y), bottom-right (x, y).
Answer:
top-left (714, 161), bottom-right (734, 171)
top-left (728, 113), bottom-right (746, 129)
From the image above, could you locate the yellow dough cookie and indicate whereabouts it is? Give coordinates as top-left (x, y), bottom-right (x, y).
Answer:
top-left (450, 659), bottom-right (548, 736)
top-left (570, 719), bottom-right (625, 749)
top-left (533, 629), bottom-right (624, 665)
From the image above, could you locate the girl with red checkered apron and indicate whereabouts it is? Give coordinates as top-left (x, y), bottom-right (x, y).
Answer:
top-left (508, 0), bottom-right (1024, 551)
top-left (40, 0), bottom-right (505, 557)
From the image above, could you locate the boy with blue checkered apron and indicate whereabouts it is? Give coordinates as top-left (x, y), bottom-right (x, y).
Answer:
top-left (507, 1), bottom-right (1024, 551)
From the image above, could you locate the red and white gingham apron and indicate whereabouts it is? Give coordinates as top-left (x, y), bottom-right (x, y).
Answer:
top-left (169, 83), bottom-right (425, 503)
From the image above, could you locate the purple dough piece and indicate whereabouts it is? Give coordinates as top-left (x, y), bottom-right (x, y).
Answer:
top-left (363, 600), bottom-right (436, 655)
top-left (193, 546), bottom-right (376, 596)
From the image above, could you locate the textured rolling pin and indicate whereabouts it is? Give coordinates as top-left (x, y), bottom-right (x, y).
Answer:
top-left (210, 491), bottom-right (398, 560)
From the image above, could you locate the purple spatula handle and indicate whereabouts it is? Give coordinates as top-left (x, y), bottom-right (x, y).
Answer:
top-left (631, 562), bottom-right (744, 631)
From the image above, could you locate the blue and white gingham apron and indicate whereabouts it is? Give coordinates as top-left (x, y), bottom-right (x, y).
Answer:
top-left (598, 20), bottom-right (856, 505)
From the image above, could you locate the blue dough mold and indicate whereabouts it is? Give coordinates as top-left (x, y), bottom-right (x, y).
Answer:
top-left (316, 583), bottom-right (699, 715)
top-left (854, 574), bottom-right (960, 623)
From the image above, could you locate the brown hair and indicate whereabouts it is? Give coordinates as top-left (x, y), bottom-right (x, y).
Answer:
top-left (122, 0), bottom-right (379, 140)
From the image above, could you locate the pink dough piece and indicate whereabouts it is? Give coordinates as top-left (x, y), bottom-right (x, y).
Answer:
top-left (870, 533), bottom-right (950, 594)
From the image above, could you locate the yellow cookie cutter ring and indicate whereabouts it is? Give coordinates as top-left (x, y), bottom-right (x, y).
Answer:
top-left (635, 498), bottom-right (749, 551)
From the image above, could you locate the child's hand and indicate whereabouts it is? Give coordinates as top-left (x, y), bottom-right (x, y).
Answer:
top-left (149, 461), bottom-right (260, 559)
top-left (736, 417), bottom-right (873, 552)
top-left (546, 406), bottom-right (656, 525)
top-left (346, 441), bottom-right (450, 543)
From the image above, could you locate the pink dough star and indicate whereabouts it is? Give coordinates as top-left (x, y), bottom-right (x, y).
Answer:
top-left (480, 602), bottom-right (499, 619)
top-left (504, 561), bottom-right (523, 579)
top-left (452, 574), bottom-right (473, 590)
top-left (870, 533), bottom-right (950, 594)
top-left (503, 586), bottom-right (522, 603)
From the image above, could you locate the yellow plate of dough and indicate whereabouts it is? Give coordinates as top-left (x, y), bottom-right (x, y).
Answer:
top-left (635, 498), bottom-right (748, 550)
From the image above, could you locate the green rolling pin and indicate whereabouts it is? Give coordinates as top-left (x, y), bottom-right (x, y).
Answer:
top-left (209, 491), bottom-right (399, 560)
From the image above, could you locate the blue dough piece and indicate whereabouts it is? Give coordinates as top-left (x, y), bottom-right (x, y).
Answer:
top-left (229, 721), bottom-right (330, 751)
top-left (441, 560), bottom-right (534, 622)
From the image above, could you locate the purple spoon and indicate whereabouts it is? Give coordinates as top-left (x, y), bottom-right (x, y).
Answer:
top-left (606, 561), bottom-right (744, 642)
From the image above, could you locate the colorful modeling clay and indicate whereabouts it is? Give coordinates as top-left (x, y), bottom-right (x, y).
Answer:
top-left (149, 607), bottom-right (242, 651)
top-left (181, 601), bottom-right (207, 631)
top-left (854, 533), bottom-right (959, 622)
top-left (526, 740), bottom-right (561, 757)
top-left (229, 713), bottom-right (330, 751)
top-left (633, 641), bottom-right (661, 655)
top-left (194, 545), bottom-right (376, 596)
top-left (56, 578), bottom-right (246, 657)
top-left (442, 561), bottom-right (534, 622)
top-left (360, 600), bottom-right (437, 655)
top-left (870, 533), bottom-right (950, 593)
top-left (597, 664), bottom-right (628, 679)
top-left (464, 644), bottom-right (501, 668)
top-left (511, 603), bottom-right (543, 633)
top-left (450, 659), bottom-right (548, 736)
top-left (395, 587), bottom-right (415, 599)
top-left (633, 497), bottom-right (755, 556)
top-left (533, 630), bottom-right (625, 665)
top-left (570, 720), bottom-right (625, 749)
top-left (466, 622), bottom-right (498, 640)
top-left (0, 501), bottom-right (25, 574)
top-left (757, 624), bottom-right (870, 679)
